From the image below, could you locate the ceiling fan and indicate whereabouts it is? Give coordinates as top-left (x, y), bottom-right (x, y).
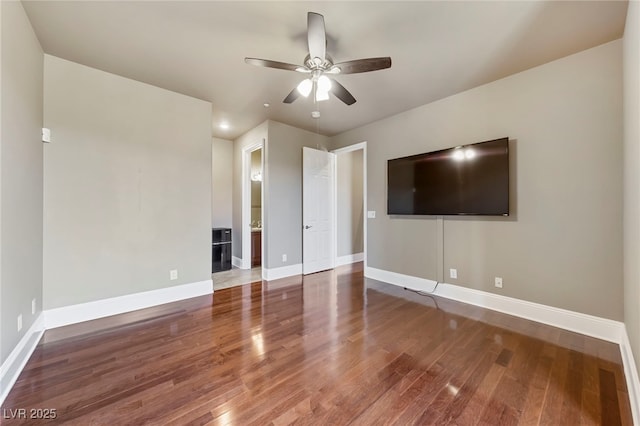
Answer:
top-left (245, 12), bottom-right (391, 106)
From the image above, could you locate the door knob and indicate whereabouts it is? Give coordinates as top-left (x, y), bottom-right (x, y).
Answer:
top-left (304, 225), bottom-right (312, 229)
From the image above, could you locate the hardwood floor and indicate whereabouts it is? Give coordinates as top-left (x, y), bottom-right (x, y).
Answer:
top-left (2, 263), bottom-right (632, 425)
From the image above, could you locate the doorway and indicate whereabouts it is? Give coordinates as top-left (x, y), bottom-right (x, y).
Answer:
top-left (301, 143), bottom-right (367, 275)
top-left (242, 141), bottom-right (264, 274)
top-left (249, 148), bottom-right (263, 268)
top-left (332, 142), bottom-right (367, 268)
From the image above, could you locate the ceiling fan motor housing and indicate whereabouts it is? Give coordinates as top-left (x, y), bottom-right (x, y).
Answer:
top-left (304, 54), bottom-right (334, 72)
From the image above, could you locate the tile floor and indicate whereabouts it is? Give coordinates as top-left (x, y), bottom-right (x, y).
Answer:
top-left (212, 266), bottom-right (262, 290)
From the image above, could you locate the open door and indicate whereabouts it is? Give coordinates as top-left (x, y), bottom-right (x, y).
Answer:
top-left (302, 147), bottom-right (335, 275)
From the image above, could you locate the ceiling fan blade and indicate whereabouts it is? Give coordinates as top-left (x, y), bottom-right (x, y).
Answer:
top-left (329, 78), bottom-right (356, 105)
top-left (307, 12), bottom-right (326, 63)
top-left (283, 87), bottom-right (301, 104)
top-left (332, 57), bottom-right (392, 74)
top-left (245, 58), bottom-right (308, 72)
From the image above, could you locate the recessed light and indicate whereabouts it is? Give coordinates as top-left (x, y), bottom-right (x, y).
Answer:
top-left (263, 103), bottom-right (270, 108)
top-left (219, 122), bottom-right (230, 130)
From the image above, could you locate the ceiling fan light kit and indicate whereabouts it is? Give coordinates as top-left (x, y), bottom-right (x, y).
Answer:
top-left (245, 12), bottom-right (391, 106)
top-left (297, 79), bottom-right (313, 97)
top-left (317, 75), bottom-right (331, 93)
top-left (315, 89), bottom-right (329, 102)
top-left (296, 73), bottom-right (333, 102)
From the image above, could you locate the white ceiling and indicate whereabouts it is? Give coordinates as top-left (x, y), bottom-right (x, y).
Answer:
top-left (22, 1), bottom-right (627, 140)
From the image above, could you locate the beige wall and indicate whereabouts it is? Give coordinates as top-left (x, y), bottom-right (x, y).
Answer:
top-left (265, 121), bottom-right (329, 269)
top-left (336, 149), bottom-right (364, 257)
top-left (623, 0), bottom-right (640, 378)
top-left (0, 1), bottom-right (44, 364)
top-left (212, 137), bottom-right (233, 228)
top-left (43, 55), bottom-right (212, 309)
top-left (331, 40), bottom-right (623, 320)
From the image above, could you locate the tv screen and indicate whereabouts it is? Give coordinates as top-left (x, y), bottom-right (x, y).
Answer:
top-left (387, 138), bottom-right (509, 216)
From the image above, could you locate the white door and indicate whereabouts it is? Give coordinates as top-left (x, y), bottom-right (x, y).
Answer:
top-left (303, 147), bottom-right (335, 275)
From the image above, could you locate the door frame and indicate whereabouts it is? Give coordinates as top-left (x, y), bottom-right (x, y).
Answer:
top-left (331, 141), bottom-right (368, 268)
top-left (241, 140), bottom-right (264, 271)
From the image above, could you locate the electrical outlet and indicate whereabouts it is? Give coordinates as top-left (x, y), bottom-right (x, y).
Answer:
top-left (17, 314), bottom-right (22, 332)
top-left (367, 211), bottom-right (376, 219)
top-left (282, 254), bottom-right (287, 262)
top-left (495, 277), bottom-right (503, 288)
top-left (32, 299), bottom-right (36, 315)
top-left (449, 268), bottom-right (457, 279)
top-left (170, 269), bottom-right (178, 280)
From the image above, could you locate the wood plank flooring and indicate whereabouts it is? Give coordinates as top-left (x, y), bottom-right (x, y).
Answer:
top-left (1, 262), bottom-right (632, 425)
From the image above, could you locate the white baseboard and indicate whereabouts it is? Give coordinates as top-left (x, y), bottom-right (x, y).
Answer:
top-left (364, 266), bottom-right (624, 344)
top-left (263, 264), bottom-right (302, 281)
top-left (621, 326), bottom-right (640, 426)
top-left (45, 279), bottom-right (213, 330)
top-left (336, 252), bottom-right (364, 267)
top-left (0, 313), bottom-right (45, 406)
top-left (366, 266), bottom-right (440, 295)
top-left (232, 256), bottom-right (249, 269)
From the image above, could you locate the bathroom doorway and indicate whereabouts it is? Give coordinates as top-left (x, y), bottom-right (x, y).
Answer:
top-left (240, 140), bottom-right (264, 277)
top-left (249, 148), bottom-right (263, 268)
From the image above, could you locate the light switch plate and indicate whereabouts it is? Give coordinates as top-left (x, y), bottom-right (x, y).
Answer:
top-left (42, 128), bottom-right (51, 143)
top-left (367, 211), bottom-right (376, 219)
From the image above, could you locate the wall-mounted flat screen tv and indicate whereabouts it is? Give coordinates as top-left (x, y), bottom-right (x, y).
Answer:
top-left (387, 137), bottom-right (509, 216)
